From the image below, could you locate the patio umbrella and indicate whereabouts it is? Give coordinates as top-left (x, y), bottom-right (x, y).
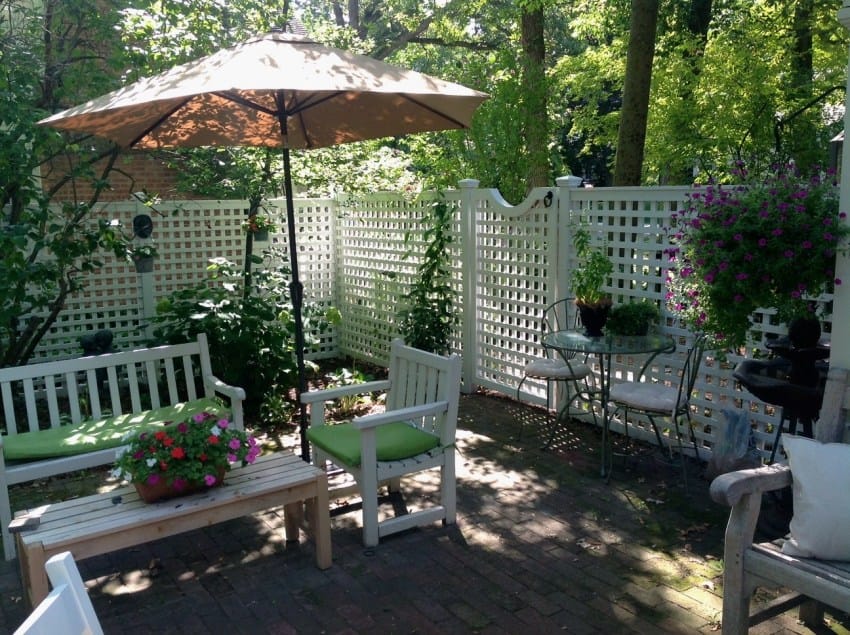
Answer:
top-left (38, 30), bottom-right (487, 460)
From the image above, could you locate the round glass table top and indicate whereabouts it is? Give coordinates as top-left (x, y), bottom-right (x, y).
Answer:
top-left (541, 331), bottom-right (675, 356)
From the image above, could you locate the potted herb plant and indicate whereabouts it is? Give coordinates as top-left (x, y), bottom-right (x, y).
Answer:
top-left (606, 301), bottom-right (661, 336)
top-left (665, 163), bottom-right (850, 349)
top-left (112, 411), bottom-right (260, 503)
top-left (571, 224), bottom-right (614, 336)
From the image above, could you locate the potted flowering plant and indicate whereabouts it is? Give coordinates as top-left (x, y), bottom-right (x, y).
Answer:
top-left (665, 163), bottom-right (849, 349)
top-left (113, 411), bottom-right (260, 503)
top-left (241, 213), bottom-right (276, 240)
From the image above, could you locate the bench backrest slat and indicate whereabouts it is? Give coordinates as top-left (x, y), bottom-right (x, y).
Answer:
top-left (2, 383), bottom-right (14, 434)
top-left (106, 366), bottom-right (122, 417)
top-left (183, 355), bottom-right (198, 402)
top-left (86, 369), bottom-right (102, 420)
top-left (45, 376), bottom-right (61, 428)
top-left (164, 358), bottom-right (179, 403)
top-left (23, 380), bottom-right (38, 433)
top-left (145, 360), bottom-right (161, 410)
top-left (127, 362), bottom-right (142, 413)
top-left (65, 372), bottom-right (82, 425)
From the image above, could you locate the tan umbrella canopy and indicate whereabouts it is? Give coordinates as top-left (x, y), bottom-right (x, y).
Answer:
top-left (39, 30), bottom-right (488, 459)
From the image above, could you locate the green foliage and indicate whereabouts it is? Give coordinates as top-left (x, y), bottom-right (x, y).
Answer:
top-left (665, 163), bottom-right (850, 349)
top-left (397, 197), bottom-right (457, 355)
top-left (606, 301), bottom-right (660, 336)
top-left (150, 249), bottom-right (338, 422)
top-left (324, 366), bottom-right (375, 417)
top-left (570, 225), bottom-right (613, 307)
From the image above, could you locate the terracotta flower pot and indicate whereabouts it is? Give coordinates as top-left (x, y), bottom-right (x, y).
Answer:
top-left (133, 468), bottom-right (226, 503)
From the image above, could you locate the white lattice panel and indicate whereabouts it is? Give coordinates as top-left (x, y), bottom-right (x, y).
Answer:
top-left (26, 183), bottom-right (838, 467)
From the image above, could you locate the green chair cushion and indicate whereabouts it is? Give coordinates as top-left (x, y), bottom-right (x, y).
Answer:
top-left (3, 397), bottom-right (228, 461)
top-left (307, 421), bottom-right (441, 467)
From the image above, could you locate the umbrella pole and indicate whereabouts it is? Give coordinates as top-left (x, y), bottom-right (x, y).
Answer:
top-left (282, 146), bottom-right (310, 462)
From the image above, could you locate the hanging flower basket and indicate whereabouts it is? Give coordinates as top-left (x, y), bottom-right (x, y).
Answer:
top-left (664, 163), bottom-right (850, 349)
top-left (133, 255), bottom-right (154, 273)
top-left (242, 214), bottom-right (276, 240)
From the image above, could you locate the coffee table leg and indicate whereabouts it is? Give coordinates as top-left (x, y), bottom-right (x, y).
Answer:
top-left (308, 473), bottom-right (332, 569)
top-left (283, 502), bottom-right (302, 543)
top-left (18, 538), bottom-right (48, 609)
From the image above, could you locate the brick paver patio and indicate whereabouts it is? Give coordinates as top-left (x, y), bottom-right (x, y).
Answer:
top-left (1, 391), bottom-right (848, 633)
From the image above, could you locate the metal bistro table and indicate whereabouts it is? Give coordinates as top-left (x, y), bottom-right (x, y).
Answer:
top-left (541, 330), bottom-right (675, 477)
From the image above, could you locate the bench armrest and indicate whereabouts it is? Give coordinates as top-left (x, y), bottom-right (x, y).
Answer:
top-left (710, 463), bottom-right (792, 507)
top-left (205, 374), bottom-right (247, 401)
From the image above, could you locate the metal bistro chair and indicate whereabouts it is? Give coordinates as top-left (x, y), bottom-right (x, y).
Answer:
top-left (516, 298), bottom-right (596, 446)
top-left (607, 334), bottom-right (708, 487)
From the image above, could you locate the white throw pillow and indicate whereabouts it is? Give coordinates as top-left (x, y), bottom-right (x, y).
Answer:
top-left (781, 435), bottom-right (850, 561)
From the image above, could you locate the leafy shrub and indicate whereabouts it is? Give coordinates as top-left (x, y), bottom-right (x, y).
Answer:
top-left (151, 248), bottom-right (338, 423)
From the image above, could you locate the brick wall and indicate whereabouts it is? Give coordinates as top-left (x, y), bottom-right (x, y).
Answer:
top-left (43, 151), bottom-right (203, 202)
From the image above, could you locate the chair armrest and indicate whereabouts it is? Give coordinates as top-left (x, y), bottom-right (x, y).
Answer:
top-left (710, 464), bottom-right (792, 507)
top-left (300, 379), bottom-right (392, 405)
top-left (353, 401), bottom-right (450, 431)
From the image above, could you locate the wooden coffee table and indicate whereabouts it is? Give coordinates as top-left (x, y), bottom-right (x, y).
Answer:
top-left (11, 452), bottom-right (331, 607)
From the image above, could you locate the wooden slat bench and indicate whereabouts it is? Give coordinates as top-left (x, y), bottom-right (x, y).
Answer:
top-left (10, 451), bottom-right (331, 608)
top-left (710, 464), bottom-right (850, 634)
top-left (0, 333), bottom-right (245, 560)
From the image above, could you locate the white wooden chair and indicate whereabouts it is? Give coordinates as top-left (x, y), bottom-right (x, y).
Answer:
top-left (14, 551), bottom-right (103, 635)
top-left (302, 339), bottom-right (462, 546)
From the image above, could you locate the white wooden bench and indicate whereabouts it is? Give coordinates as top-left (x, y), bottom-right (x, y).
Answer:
top-left (710, 464), bottom-right (850, 634)
top-left (0, 333), bottom-right (245, 560)
top-left (11, 451), bottom-right (331, 608)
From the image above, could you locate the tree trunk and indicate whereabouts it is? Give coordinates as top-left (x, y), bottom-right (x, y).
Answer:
top-left (520, 6), bottom-right (549, 189)
top-left (613, 0), bottom-right (659, 186)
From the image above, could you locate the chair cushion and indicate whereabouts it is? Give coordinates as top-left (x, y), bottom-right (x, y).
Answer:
top-left (307, 421), bottom-right (441, 467)
top-left (524, 358), bottom-right (591, 380)
top-left (781, 435), bottom-right (850, 561)
top-left (609, 382), bottom-right (677, 414)
top-left (3, 398), bottom-right (228, 461)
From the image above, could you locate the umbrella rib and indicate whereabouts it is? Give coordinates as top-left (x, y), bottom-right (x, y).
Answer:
top-left (402, 94), bottom-right (469, 129)
top-left (215, 91), bottom-right (277, 117)
top-left (128, 98), bottom-right (195, 147)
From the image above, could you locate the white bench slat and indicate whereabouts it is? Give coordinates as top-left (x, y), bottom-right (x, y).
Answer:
top-left (183, 355), bottom-right (197, 402)
top-left (23, 380), bottom-right (38, 434)
top-left (85, 370), bottom-right (101, 420)
top-left (1, 383), bottom-right (15, 435)
top-left (44, 377), bottom-right (61, 429)
top-left (106, 366), bottom-right (122, 416)
top-left (127, 362), bottom-right (141, 413)
top-left (164, 358), bottom-right (179, 404)
top-left (65, 372), bottom-right (82, 426)
top-left (145, 360), bottom-right (161, 410)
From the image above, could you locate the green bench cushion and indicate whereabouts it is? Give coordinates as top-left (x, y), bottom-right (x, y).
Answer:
top-left (307, 421), bottom-right (440, 467)
top-left (3, 398), bottom-right (228, 461)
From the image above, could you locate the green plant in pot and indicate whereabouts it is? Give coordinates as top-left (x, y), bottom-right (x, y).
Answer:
top-left (571, 225), bottom-right (614, 337)
top-left (606, 301), bottom-right (661, 336)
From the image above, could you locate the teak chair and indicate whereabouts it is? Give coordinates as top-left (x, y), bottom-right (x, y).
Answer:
top-left (515, 298), bottom-right (594, 445)
top-left (302, 339), bottom-right (462, 546)
top-left (14, 551), bottom-right (103, 635)
top-left (607, 334), bottom-right (708, 487)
